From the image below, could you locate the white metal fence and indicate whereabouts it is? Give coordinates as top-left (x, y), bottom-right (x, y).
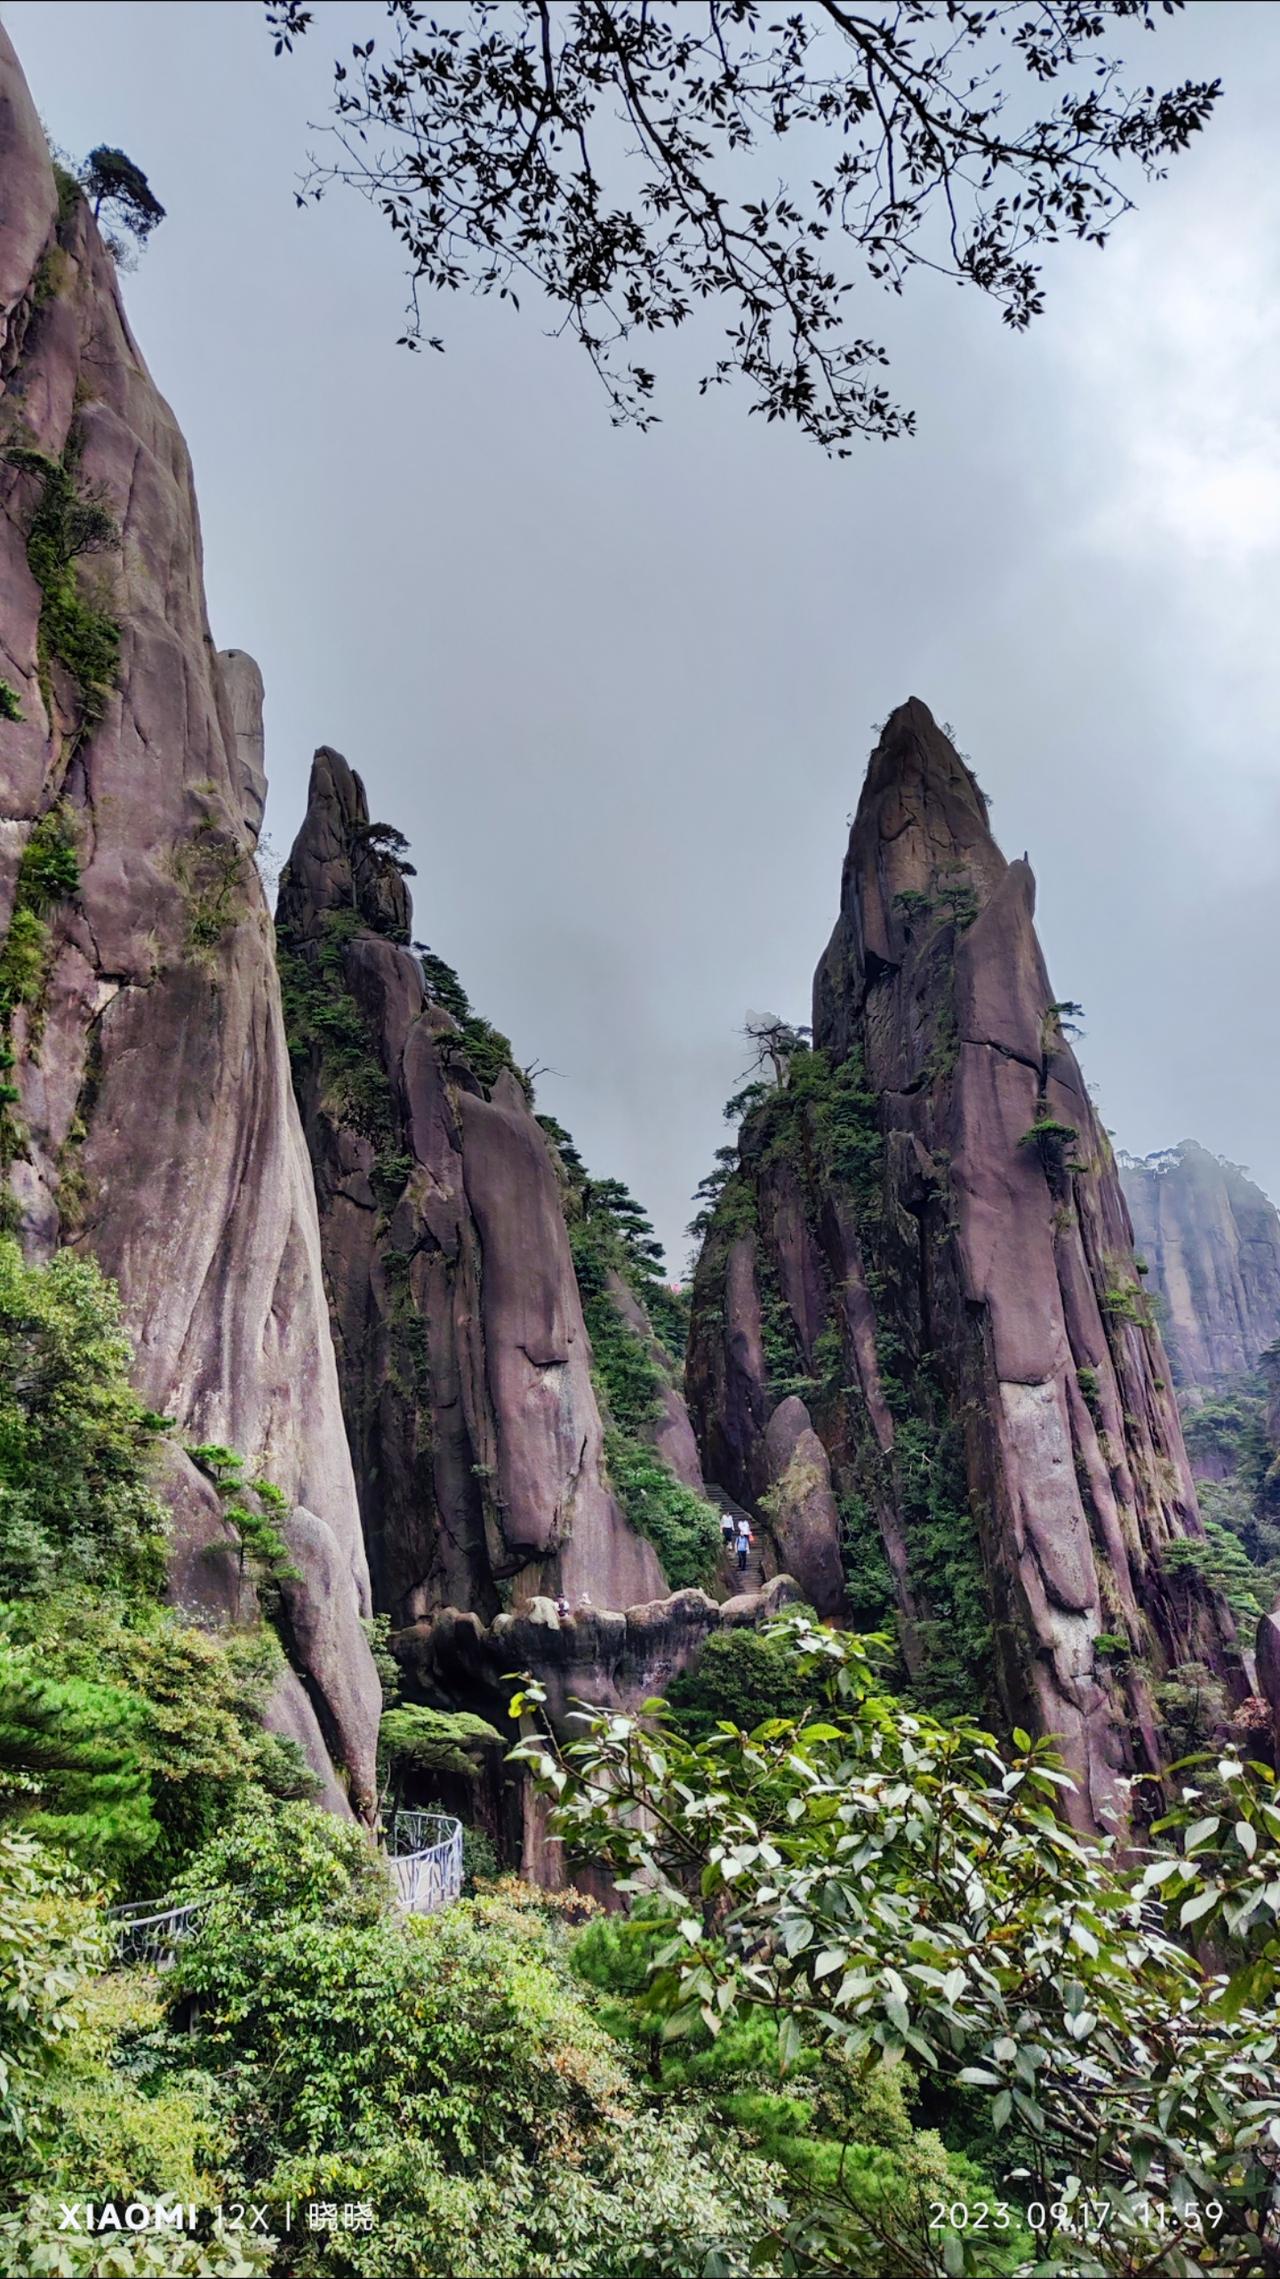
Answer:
top-left (383, 1810), bottom-right (465, 1916)
top-left (106, 1893), bottom-right (217, 1967)
top-left (106, 1812), bottom-right (464, 1965)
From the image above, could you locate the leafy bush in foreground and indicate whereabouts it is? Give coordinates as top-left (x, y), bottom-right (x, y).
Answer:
top-left (514, 1614), bottom-right (1280, 2276)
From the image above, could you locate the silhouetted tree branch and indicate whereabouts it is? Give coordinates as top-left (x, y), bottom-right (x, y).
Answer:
top-left (265, 0), bottom-right (1219, 451)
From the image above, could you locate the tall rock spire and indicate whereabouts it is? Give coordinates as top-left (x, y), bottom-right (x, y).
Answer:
top-left (276, 746), bottom-right (669, 1622)
top-left (0, 28), bottom-right (380, 1812)
top-left (689, 699), bottom-right (1244, 1828)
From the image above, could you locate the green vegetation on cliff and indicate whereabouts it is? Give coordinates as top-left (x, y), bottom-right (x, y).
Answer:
top-left (0, 1239), bottom-right (756, 2277)
top-left (557, 1137), bottom-right (721, 1590)
top-left (1169, 1366), bottom-right (1280, 1623)
top-left (4, 434), bottom-right (120, 735)
top-left (414, 942), bottom-right (525, 1096)
top-left (689, 1045), bottom-right (997, 1713)
top-left (277, 916), bottom-right (530, 1219)
top-left (0, 806), bottom-right (82, 1197)
top-left (277, 908), bottom-right (408, 1206)
top-left (0, 1238), bottom-right (313, 1894)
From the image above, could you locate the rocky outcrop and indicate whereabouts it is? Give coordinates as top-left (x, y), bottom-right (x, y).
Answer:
top-left (0, 31), bottom-right (380, 1812)
top-left (405, 1573), bottom-right (799, 1732)
top-left (605, 1267), bottom-right (705, 1491)
top-left (400, 1574), bottom-right (798, 1883)
top-left (276, 748), bottom-right (670, 1625)
top-left (688, 700), bottom-right (1242, 1828)
top-left (1119, 1142), bottom-right (1280, 1392)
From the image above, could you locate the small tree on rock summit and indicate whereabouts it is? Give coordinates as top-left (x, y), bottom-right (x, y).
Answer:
top-left (79, 146), bottom-right (166, 260)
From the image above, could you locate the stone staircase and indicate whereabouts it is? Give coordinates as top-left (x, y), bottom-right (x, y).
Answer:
top-left (705, 1483), bottom-right (767, 1597)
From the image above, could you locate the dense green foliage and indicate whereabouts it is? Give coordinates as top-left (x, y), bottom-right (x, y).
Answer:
top-left (836, 1488), bottom-right (897, 1633)
top-left (572, 1908), bottom-right (1029, 2277)
top-left (0, 1656), bottom-right (153, 1867)
top-left (892, 1411), bottom-right (995, 1722)
top-left (0, 1243), bottom-right (316, 1900)
top-left (0, 1239), bottom-right (767, 2277)
top-left (3, 1228), bottom-right (1277, 2275)
top-left (378, 1703), bottom-right (500, 1803)
top-left (3, 437), bottom-right (119, 733)
top-left (598, 1428), bottom-right (722, 1592)
top-left (565, 1153), bottom-right (721, 1590)
top-left (516, 1613), bottom-right (1280, 2276)
top-left (5, 1803), bottom-right (766, 2277)
top-left (692, 1044), bottom-right (997, 1713)
top-left (0, 810), bottom-right (82, 1189)
top-left (0, 1828), bottom-right (104, 2147)
top-left (1175, 1370), bottom-right (1280, 1620)
top-left (79, 146), bottom-right (166, 248)
top-left (0, 1236), bottom-right (165, 1596)
top-left (664, 1625), bottom-right (818, 1744)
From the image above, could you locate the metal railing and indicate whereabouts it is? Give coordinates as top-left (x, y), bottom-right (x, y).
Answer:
top-left (383, 1810), bottom-right (465, 1917)
top-left (106, 1892), bottom-right (217, 1967)
top-left (105, 1812), bottom-right (465, 1965)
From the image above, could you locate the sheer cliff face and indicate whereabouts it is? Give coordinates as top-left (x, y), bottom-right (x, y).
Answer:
top-left (1119, 1143), bottom-right (1280, 1392)
top-left (0, 32), bottom-right (380, 1813)
top-left (688, 700), bottom-right (1239, 1827)
top-left (276, 749), bottom-right (667, 1625)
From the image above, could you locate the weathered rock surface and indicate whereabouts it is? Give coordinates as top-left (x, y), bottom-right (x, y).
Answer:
top-left (217, 648), bottom-right (267, 845)
top-left (1119, 1141), bottom-right (1280, 1392)
top-left (605, 1267), bottom-right (706, 1491)
top-left (277, 747), bottom-right (668, 1623)
top-left (0, 30), bottom-right (379, 1812)
top-left (400, 1574), bottom-right (799, 1883)
top-left (688, 699), bottom-right (1243, 1826)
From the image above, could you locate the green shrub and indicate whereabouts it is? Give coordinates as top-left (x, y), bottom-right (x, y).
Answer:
top-left (517, 1614), bottom-right (1280, 2277)
top-left (187, 1443), bottom-right (300, 1618)
top-left (838, 1488), bottom-right (897, 1631)
top-left (664, 1625), bottom-right (818, 1742)
top-left (0, 1827), bottom-right (104, 2152)
top-left (157, 1841), bottom-right (764, 2275)
top-left (601, 1427), bottom-right (721, 1589)
top-left (1163, 1522), bottom-right (1266, 1624)
top-left (172, 814), bottom-right (250, 959)
top-left (0, 1237), bottom-right (167, 1596)
top-left (0, 1650), bottom-right (155, 1869)
top-left (1076, 1363), bottom-right (1103, 1423)
top-left (378, 1703), bottom-right (500, 1794)
top-left (0, 809), bottom-right (81, 1059)
top-left (461, 1824), bottom-right (499, 1892)
top-left (0, 903), bottom-right (49, 1019)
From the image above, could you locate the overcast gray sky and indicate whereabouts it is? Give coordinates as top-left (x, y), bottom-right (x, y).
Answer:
top-left (8, 0), bottom-right (1280, 1270)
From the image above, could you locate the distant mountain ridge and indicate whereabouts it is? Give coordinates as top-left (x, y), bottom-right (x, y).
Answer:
top-left (1119, 1140), bottom-right (1280, 1391)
